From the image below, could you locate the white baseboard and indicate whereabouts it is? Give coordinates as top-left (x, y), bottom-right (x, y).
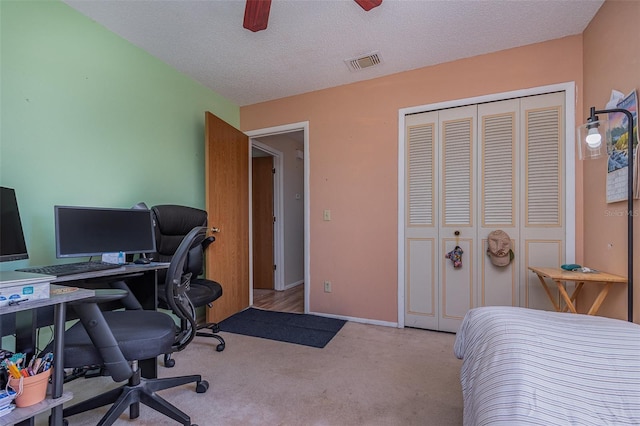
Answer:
top-left (284, 280), bottom-right (304, 290)
top-left (307, 311), bottom-right (398, 328)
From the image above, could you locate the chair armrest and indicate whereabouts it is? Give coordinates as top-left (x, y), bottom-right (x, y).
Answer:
top-left (68, 289), bottom-right (128, 306)
top-left (106, 281), bottom-right (144, 310)
top-left (69, 293), bottom-right (132, 382)
top-left (202, 236), bottom-right (215, 250)
top-left (83, 275), bottom-right (145, 311)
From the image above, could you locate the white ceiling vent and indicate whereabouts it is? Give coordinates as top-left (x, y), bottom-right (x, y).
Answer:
top-left (345, 52), bottom-right (382, 71)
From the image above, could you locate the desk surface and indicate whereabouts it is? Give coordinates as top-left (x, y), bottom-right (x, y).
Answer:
top-left (50, 262), bottom-right (170, 284)
top-left (528, 266), bottom-right (627, 283)
top-left (1, 285), bottom-right (95, 314)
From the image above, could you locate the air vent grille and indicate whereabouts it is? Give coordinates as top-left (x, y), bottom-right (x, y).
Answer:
top-left (345, 52), bottom-right (382, 71)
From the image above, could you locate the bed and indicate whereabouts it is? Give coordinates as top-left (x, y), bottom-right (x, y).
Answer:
top-left (454, 306), bottom-right (640, 425)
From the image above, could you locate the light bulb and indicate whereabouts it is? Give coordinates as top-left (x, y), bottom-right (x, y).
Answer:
top-left (585, 128), bottom-right (602, 148)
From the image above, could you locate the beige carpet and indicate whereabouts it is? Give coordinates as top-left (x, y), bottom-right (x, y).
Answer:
top-left (38, 321), bottom-right (463, 425)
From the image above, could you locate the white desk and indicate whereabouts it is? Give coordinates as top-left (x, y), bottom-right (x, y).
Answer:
top-left (0, 285), bottom-right (94, 426)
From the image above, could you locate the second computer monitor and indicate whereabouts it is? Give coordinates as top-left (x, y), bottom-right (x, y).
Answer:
top-left (0, 187), bottom-right (29, 262)
top-left (55, 205), bottom-right (156, 258)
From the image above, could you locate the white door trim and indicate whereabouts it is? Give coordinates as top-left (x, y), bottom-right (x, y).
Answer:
top-left (252, 140), bottom-right (284, 291)
top-left (397, 82), bottom-right (576, 328)
top-left (246, 122), bottom-right (310, 313)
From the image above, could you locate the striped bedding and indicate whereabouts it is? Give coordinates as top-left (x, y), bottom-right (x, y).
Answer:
top-left (454, 306), bottom-right (640, 425)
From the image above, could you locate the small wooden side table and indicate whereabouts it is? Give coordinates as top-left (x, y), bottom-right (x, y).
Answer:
top-left (528, 266), bottom-right (628, 315)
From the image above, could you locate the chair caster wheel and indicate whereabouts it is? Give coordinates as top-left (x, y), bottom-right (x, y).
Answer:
top-left (164, 354), bottom-right (175, 368)
top-left (216, 343), bottom-right (225, 352)
top-left (196, 380), bottom-right (209, 393)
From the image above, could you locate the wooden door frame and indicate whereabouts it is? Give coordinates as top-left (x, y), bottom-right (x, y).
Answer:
top-left (397, 82), bottom-right (577, 328)
top-left (252, 141), bottom-right (284, 291)
top-left (246, 122), bottom-right (310, 313)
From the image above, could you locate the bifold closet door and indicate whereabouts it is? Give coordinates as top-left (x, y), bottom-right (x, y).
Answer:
top-left (477, 93), bottom-right (566, 312)
top-left (404, 111), bottom-right (439, 330)
top-left (403, 91), bottom-right (565, 332)
top-left (519, 92), bottom-right (566, 310)
top-left (477, 99), bottom-right (520, 308)
top-left (404, 105), bottom-right (478, 333)
top-left (438, 105), bottom-right (477, 333)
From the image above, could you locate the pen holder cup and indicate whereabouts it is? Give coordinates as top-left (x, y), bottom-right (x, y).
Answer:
top-left (8, 368), bottom-right (52, 407)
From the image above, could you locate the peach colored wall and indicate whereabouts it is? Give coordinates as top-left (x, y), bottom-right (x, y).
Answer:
top-left (580, 0), bottom-right (640, 321)
top-left (241, 36), bottom-right (583, 323)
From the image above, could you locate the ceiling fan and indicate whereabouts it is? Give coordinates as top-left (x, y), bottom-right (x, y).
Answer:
top-left (243, 0), bottom-right (383, 32)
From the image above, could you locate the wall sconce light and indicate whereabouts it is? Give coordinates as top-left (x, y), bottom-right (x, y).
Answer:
top-left (576, 106), bottom-right (635, 322)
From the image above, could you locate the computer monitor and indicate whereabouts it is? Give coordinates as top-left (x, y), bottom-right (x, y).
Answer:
top-left (0, 187), bottom-right (29, 262)
top-left (54, 205), bottom-right (156, 258)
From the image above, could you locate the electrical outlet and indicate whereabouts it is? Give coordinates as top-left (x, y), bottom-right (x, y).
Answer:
top-left (324, 280), bottom-right (332, 293)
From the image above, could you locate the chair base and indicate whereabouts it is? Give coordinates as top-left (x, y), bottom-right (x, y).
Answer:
top-left (164, 322), bottom-right (225, 368)
top-left (196, 321), bottom-right (226, 352)
top-left (63, 369), bottom-right (207, 426)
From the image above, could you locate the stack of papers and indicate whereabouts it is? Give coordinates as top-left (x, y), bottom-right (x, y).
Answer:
top-left (0, 389), bottom-right (16, 417)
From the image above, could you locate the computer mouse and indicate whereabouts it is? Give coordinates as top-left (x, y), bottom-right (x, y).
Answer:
top-left (133, 257), bottom-right (151, 265)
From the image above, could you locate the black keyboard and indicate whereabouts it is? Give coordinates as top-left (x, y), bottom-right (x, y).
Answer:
top-left (17, 261), bottom-right (123, 277)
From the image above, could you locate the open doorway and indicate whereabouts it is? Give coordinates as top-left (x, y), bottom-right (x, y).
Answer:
top-left (249, 126), bottom-right (307, 314)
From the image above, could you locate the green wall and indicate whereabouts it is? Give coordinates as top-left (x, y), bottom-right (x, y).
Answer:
top-left (0, 0), bottom-right (240, 269)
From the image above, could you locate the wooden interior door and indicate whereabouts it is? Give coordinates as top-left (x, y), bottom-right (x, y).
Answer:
top-left (205, 111), bottom-right (249, 323)
top-left (252, 156), bottom-right (275, 289)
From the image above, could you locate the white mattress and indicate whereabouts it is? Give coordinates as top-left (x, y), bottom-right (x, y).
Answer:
top-left (454, 306), bottom-right (640, 425)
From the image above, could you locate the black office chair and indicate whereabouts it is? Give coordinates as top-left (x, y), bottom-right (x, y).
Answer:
top-left (52, 226), bottom-right (210, 426)
top-left (149, 204), bottom-right (226, 367)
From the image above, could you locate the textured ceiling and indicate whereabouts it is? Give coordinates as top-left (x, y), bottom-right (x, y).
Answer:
top-left (63, 0), bottom-right (603, 106)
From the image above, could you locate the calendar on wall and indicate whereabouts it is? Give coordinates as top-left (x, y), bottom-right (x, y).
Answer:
top-left (606, 90), bottom-right (638, 203)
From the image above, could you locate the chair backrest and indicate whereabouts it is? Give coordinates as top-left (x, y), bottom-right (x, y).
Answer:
top-left (163, 225), bottom-right (208, 352)
top-left (150, 205), bottom-right (208, 276)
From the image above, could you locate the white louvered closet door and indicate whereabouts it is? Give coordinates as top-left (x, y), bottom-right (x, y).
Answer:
top-left (519, 92), bottom-right (566, 310)
top-left (438, 105), bottom-right (477, 333)
top-left (404, 92), bottom-right (565, 332)
top-left (478, 99), bottom-right (520, 308)
top-left (405, 111), bottom-right (439, 330)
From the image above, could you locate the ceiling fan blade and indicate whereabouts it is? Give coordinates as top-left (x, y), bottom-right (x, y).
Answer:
top-left (243, 0), bottom-right (272, 32)
top-left (354, 0), bottom-right (382, 11)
